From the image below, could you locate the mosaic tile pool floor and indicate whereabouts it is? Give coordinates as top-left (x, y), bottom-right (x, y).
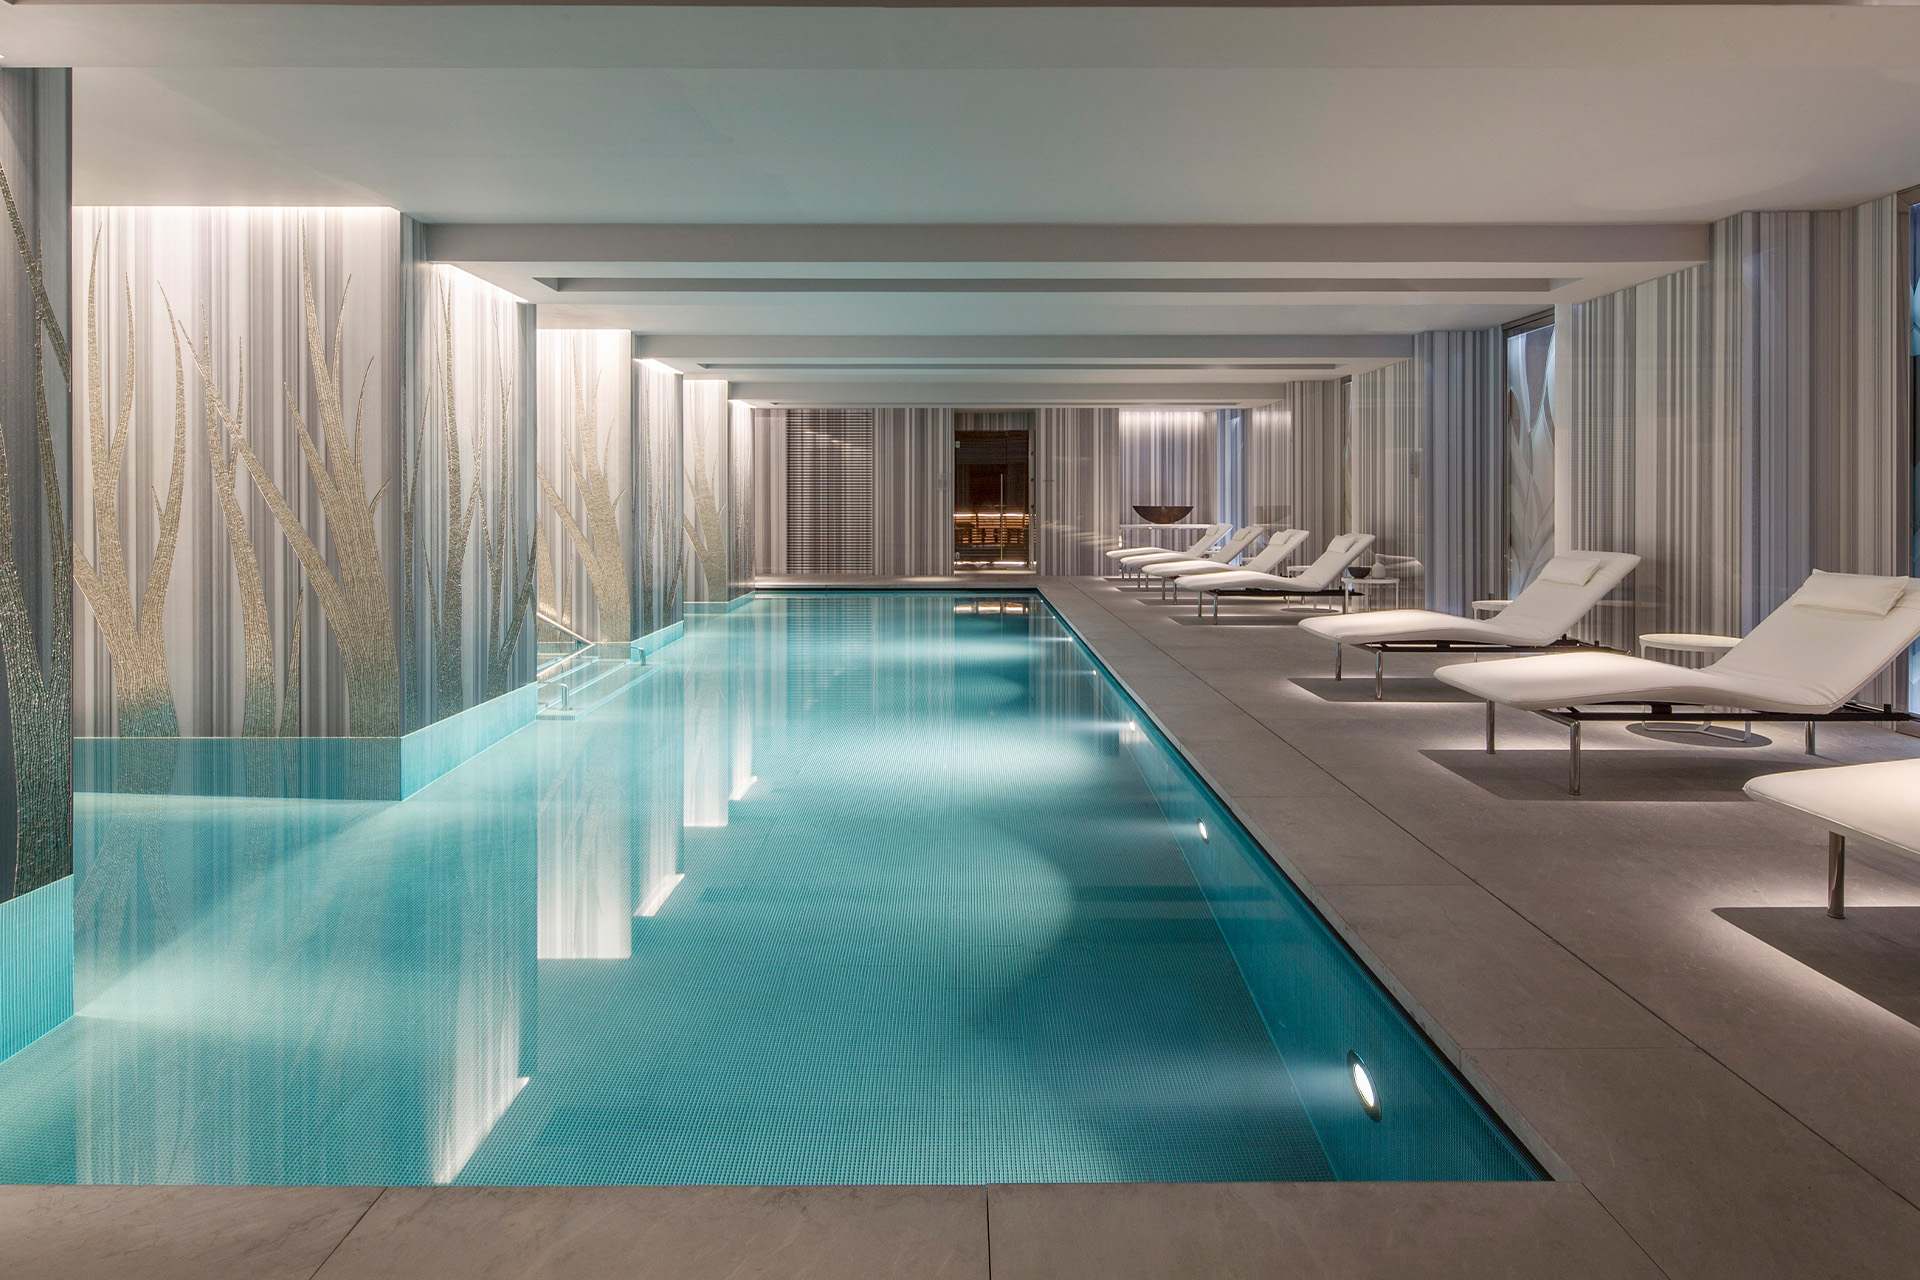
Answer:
top-left (0, 593), bottom-right (1536, 1185)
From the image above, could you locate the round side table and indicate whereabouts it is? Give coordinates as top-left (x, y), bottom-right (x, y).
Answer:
top-left (1471, 598), bottom-right (1511, 619)
top-left (1637, 632), bottom-right (1748, 741)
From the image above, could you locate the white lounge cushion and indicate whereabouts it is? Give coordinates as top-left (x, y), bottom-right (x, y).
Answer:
top-left (1301, 550), bottom-right (1640, 647)
top-left (1538, 556), bottom-right (1602, 586)
top-left (1790, 569), bottom-right (1910, 617)
top-left (1745, 760), bottom-right (1920, 860)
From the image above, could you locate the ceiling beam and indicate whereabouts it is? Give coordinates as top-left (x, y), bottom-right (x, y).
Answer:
top-left (728, 379), bottom-right (1307, 407)
top-left (628, 334), bottom-right (1414, 360)
top-left (430, 222), bottom-right (1707, 267)
top-left (540, 275), bottom-right (1561, 294)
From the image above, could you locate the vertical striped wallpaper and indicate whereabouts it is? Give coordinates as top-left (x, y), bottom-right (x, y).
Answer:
top-left (681, 378), bottom-right (730, 604)
top-left (750, 408), bottom-right (787, 577)
top-left (536, 329), bottom-right (632, 643)
top-left (1556, 197), bottom-right (1901, 679)
top-left (728, 400), bottom-right (755, 597)
top-left (1417, 330), bottom-right (1503, 614)
top-left (1246, 383), bottom-right (1344, 554)
top-left (1347, 361), bottom-right (1422, 588)
top-left (72, 206), bottom-right (404, 739)
top-left (1033, 407), bottom-right (1119, 575)
top-left (1118, 409), bottom-right (1217, 526)
top-left (633, 357), bottom-right (684, 635)
top-left (1556, 260), bottom-right (1734, 650)
top-left (785, 409), bottom-right (875, 574)
top-left (873, 407), bottom-right (954, 577)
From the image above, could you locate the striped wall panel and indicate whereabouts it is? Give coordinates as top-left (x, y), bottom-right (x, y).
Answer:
top-left (785, 409), bottom-right (876, 574)
top-left (536, 329), bottom-right (633, 642)
top-left (401, 254), bottom-right (537, 730)
top-left (1118, 409), bottom-right (1217, 526)
top-left (873, 407), bottom-right (954, 576)
top-left (72, 206), bottom-right (404, 739)
top-left (1417, 330), bottom-right (1504, 613)
top-left (1033, 407), bottom-right (1119, 575)
top-left (1732, 204), bottom-right (1905, 624)
top-left (1557, 260), bottom-right (1737, 650)
top-left (728, 400), bottom-right (755, 596)
top-left (1347, 362), bottom-right (1421, 593)
top-left (681, 378), bottom-right (730, 604)
top-left (634, 357), bottom-right (684, 635)
top-left (1245, 383), bottom-right (1344, 555)
top-left (751, 408), bottom-right (787, 576)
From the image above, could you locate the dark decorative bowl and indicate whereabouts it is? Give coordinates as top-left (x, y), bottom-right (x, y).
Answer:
top-left (1132, 504), bottom-right (1194, 525)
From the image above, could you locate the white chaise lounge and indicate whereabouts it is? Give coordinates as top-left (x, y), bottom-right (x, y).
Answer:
top-left (1116, 525), bottom-right (1264, 587)
top-left (1105, 523), bottom-right (1230, 577)
top-left (1177, 532), bottom-right (1376, 620)
top-left (1297, 551), bottom-right (1641, 699)
top-left (1438, 570), bottom-right (1920, 794)
top-left (1139, 528), bottom-right (1308, 600)
top-left (1745, 760), bottom-right (1920, 920)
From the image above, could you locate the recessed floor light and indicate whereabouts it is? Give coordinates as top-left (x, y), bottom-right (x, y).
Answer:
top-left (1348, 1051), bottom-right (1382, 1121)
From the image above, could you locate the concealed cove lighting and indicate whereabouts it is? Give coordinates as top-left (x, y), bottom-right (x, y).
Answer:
top-left (1348, 1051), bottom-right (1382, 1121)
top-left (636, 872), bottom-right (686, 918)
top-left (1197, 821), bottom-right (1209, 843)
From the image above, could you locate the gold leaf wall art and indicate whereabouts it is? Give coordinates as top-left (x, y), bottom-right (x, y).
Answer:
top-left (0, 149), bottom-right (73, 896)
top-left (225, 233), bottom-right (399, 737)
top-left (539, 354), bottom-right (631, 643)
top-left (429, 284), bottom-right (484, 716)
top-left (482, 358), bottom-right (535, 699)
top-left (71, 234), bottom-right (186, 739)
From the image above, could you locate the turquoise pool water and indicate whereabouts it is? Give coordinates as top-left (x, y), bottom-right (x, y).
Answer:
top-left (0, 592), bottom-right (1537, 1185)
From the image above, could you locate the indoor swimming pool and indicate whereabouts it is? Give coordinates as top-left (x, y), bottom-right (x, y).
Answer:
top-left (0, 592), bottom-right (1538, 1186)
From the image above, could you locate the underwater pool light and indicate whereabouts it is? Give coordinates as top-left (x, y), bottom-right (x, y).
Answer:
top-left (1197, 821), bottom-right (1209, 843)
top-left (1348, 1051), bottom-right (1382, 1121)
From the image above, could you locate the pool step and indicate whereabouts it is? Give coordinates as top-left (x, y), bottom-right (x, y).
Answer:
top-left (537, 657), bottom-right (651, 720)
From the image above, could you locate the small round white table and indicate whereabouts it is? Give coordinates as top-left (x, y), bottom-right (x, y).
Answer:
top-left (1471, 598), bottom-right (1511, 619)
top-left (1342, 575), bottom-right (1403, 611)
top-left (1637, 632), bottom-right (1748, 741)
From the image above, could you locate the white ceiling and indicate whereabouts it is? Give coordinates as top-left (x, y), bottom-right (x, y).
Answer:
top-left (13, 3), bottom-right (1920, 405)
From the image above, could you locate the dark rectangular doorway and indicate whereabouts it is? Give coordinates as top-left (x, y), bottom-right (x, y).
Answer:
top-left (953, 413), bottom-right (1032, 570)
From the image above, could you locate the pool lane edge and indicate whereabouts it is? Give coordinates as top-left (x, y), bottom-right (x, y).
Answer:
top-left (1033, 580), bottom-right (1577, 1183)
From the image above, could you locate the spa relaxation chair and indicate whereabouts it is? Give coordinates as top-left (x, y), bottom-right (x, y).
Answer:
top-left (1439, 570), bottom-right (1920, 795)
top-left (1297, 551), bottom-right (1642, 698)
top-left (1176, 532), bottom-right (1376, 620)
top-left (1105, 523), bottom-right (1231, 577)
top-left (1116, 524), bottom-right (1265, 586)
top-left (1138, 528), bottom-right (1309, 601)
top-left (1745, 758), bottom-right (1920, 920)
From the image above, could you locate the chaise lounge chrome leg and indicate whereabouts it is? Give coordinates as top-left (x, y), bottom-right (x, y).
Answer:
top-left (1373, 649), bottom-right (1384, 700)
top-left (1485, 701), bottom-right (1496, 754)
top-left (1568, 721), bottom-right (1582, 795)
top-left (1806, 721), bottom-right (1817, 756)
top-left (1334, 642), bottom-right (1342, 680)
top-left (1828, 831), bottom-right (1846, 919)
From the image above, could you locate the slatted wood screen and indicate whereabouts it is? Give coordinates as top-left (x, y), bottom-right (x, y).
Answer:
top-left (786, 409), bottom-right (876, 573)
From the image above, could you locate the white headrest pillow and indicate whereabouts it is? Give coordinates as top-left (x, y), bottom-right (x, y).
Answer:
top-left (1538, 557), bottom-right (1602, 586)
top-left (1790, 570), bottom-right (1911, 617)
